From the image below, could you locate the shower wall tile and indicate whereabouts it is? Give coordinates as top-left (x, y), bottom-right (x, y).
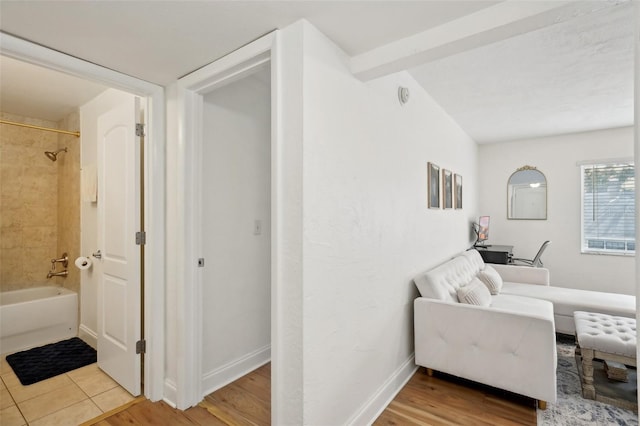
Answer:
top-left (0, 206), bottom-right (24, 229)
top-left (0, 192), bottom-right (20, 210)
top-left (0, 112), bottom-right (59, 292)
top-left (24, 246), bottom-right (56, 285)
top-left (0, 110), bottom-right (80, 295)
top-left (57, 112), bottom-right (80, 294)
top-left (0, 167), bottom-right (23, 196)
top-left (0, 228), bottom-right (22, 250)
top-left (22, 177), bottom-right (57, 204)
top-left (22, 227), bottom-right (57, 248)
top-left (0, 248), bottom-right (22, 290)
top-left (0, 144), bottom-right (26, 166)
top-left (22, 202), bottom-right (57, 228)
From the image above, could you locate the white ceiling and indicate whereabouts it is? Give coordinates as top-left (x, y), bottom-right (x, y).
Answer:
top-left (409, 0), bottom-right (635, 143)
top-left (0, 1), bottom-right (498, 85)
top-left (0, 1), bottom-right (634, 142)
top-left (0, 56), bottom-right (109, 122)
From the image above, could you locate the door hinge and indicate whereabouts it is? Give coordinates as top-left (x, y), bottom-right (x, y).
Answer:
top-left (136, 339), bottom-right (146, 354)
top-left (136, 123), bottom-right (145, 137)
top-left (136, 231), bottom-right (146, 245)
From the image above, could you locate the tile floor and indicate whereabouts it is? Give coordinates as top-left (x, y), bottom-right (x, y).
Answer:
top-left (0, 356), bottom-right (135, 426)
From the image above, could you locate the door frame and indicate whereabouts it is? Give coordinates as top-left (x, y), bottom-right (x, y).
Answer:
top-left (0, 32), bottom-right (166, 402)
top-left (175, 31), bottom-right (279, 412)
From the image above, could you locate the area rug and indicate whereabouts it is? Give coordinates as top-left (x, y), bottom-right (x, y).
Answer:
top-left (6, 337), bottom-right (96, 386)
top-left (538, 336), bottom-right (638, 425)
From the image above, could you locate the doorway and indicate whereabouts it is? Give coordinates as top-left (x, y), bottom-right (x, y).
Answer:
top-left (0, 33), bottom-right (165, 402)
top-left (200, 65), bottom-right (271, 394)
top-left (174, 31), bottom-right (279, 414)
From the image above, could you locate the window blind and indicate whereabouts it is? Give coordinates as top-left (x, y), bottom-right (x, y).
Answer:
top-left (581, 162), bottom-right (635, 254)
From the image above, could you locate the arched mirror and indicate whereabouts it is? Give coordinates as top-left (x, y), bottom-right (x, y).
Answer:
top-left (507, 166), bottom-right (547, 220)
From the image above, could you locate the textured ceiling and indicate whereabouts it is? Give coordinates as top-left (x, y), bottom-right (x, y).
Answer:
top-left (409, 1), bottom-right (634, 143)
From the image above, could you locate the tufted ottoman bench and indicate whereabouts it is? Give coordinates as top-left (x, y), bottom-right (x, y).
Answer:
top-left (574, 311), bottom-right (637, 410)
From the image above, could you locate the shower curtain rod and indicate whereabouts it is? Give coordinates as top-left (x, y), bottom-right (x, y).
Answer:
top-left (0, 119), bottom-right (80, 137)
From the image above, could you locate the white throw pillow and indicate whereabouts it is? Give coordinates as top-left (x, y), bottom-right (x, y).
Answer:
top-left (457, 277), bottom-right (492, 306)
top-left (478, 265), bottom-right (503, 295)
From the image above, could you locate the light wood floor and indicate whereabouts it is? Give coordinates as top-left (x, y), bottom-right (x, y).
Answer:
top-left (374, 368), bottom-right (536, 425)
top-left (87, 363), bottom-right (536, 425)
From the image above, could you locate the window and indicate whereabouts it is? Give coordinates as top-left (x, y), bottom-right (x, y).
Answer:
top-left (581, 161), bottom-right (635, 255)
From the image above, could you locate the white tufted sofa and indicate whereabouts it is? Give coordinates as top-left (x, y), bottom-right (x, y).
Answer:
top-left (413, 249), bottom-right (638, 408)
top-left (492, 265), bottom-right (635, 334)
top-left (414, 249), bottom-right (557, 408)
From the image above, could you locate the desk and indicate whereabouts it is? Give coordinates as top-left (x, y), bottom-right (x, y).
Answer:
top-left (474, 245), bottom-right (513, 265)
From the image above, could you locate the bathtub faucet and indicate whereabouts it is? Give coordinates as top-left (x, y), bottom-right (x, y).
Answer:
top-left (47, 270), bottom-right (68, 279)
top-left (50, 252), bottom-right (69, 269)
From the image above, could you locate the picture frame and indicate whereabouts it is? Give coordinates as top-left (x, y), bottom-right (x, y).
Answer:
top-left (428, 162), bottom-right (440, 209)
top-left (454, 174), bottom-right (463, 209)
top-left (443, 169), bottom-right (453, 209)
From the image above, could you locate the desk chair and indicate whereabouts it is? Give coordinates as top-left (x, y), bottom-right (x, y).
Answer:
top-left (511, 241), bottom-right (551, 267)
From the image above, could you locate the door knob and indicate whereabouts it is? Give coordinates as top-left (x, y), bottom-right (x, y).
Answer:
top-left (92, 250), bottom-right (102, 259)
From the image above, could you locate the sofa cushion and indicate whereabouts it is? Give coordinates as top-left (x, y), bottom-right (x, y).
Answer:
top-left (461, 249), bottom-right (486, 271)
top-left (478, 265), bottom-right (503, 295)
top-left (501, 282), bottom-right (636, 318)
top-left (491, 264), bottom-right (549, 286)
top-left (491, 294), bottom-right (555, 322)
top-left (414, 251), bottom-right (485, 302)
top-left (457, 278), bottom-right (492, 306)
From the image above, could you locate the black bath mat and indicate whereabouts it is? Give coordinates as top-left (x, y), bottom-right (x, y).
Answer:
top-left (6, 337), bottom-right (96, 386)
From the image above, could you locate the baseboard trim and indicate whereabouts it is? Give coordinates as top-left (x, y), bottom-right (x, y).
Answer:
top-left (347, 353), bottom-right (418, 425)
top-left (78, 324), bottom-right (97, 349)
top-left (163, 379), bottom-right (178, 408)
top-left (201, 345), bottom-right (271, 398)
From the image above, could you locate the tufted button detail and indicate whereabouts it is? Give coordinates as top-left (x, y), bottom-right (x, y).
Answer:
top-left (574, 311), bottom-right (637, 358)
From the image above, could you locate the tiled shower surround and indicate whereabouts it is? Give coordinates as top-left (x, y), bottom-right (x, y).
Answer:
top-left (0, 112), bottom-right (80, 294)
top-left (56, 113), bottom-right (81, 294)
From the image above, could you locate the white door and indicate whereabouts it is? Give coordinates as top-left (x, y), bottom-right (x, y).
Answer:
top-left (96, 97), bottom-right (142, 396)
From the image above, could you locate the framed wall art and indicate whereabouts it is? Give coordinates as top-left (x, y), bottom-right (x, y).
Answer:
top-left (443, 169), bottom-right (453, 209)
top-left (454, 174), bottom-right (463, 209)
top-left (428, 162), bottom-right (440, 209)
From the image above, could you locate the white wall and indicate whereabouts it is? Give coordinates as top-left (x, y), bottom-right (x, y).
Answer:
top-left (79, 88), bottom-right (136, 346)
top-left (299, 22), bottom-right (478, 425)
top-left (165, 21), bottom-right (478, 422)
top-left (478, 126), bottom-right (634, 295)
top-left (200, 69), bottom-right (271, 392)
top-left (273, 22), bottom-right (305, 424)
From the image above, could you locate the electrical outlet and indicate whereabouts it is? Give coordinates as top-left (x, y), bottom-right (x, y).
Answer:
top-left (253, 220), bottom-right (262, 235)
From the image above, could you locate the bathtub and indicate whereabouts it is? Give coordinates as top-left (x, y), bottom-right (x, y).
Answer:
top-left (0, 286), bottom-right (78, 354)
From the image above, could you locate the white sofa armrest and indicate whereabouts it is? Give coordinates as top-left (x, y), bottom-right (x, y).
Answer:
top-left (491, 264), bottom-right (550, 286)
top-left (414, 297), bottom-right (557, 403)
